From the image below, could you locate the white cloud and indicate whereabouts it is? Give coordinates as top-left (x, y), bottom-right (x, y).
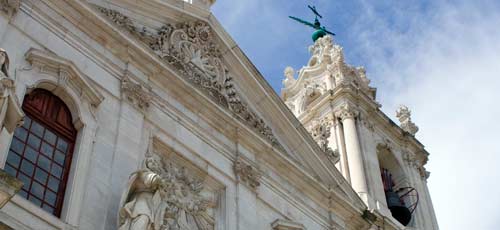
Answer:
top-left (349, 1), bottom-right (500, 229)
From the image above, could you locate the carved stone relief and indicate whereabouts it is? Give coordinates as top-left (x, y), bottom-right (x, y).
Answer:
top-left (96, 6), bottom-right (283, 149)
top-left (233, 158), bottom-right (261, 189)
top-left (0, 48), bottom-right (23, 134)
top-left (282, 66), bottom-right (296, 88)
top-left (121, 75), bottom-right (152, 112)
top-left (308, 36), bottom-right (374, 99)
top-left (308, 118), bottom-right (339, 164)
top-left (119, 152), bottom-right (214, 230)
top-left (0, 0), bottom-right (20, 17)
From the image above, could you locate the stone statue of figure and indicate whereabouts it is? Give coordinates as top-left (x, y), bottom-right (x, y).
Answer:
top-left (118, 156), bottom-right (166, 230)
top-left (282, 66), bottom-right (296, 88)
top-left (0, 48), bottom-right (23, 134)
top-left (118, 146), bottom-right (214, 230)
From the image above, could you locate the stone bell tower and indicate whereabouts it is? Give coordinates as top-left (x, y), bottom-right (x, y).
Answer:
top-left (281, 35), bottom-right (376, 203)
top-left (281, 35), bottom-right (438, 229)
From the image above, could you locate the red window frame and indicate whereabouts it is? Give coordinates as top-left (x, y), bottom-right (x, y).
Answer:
top-left (4, 89), bottom-right (76, 217)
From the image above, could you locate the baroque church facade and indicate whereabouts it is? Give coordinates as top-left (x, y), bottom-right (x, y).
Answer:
top-left (0, 0), bottom-right (438, 229)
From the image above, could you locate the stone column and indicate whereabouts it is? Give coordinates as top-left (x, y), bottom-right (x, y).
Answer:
top-left (336, 103), bottom-right (369, 201)
top-left (334, 119), bottom-right (349, 181)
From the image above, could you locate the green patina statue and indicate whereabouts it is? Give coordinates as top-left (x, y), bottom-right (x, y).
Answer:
top-left (289, 5), bottom-right (335, 42)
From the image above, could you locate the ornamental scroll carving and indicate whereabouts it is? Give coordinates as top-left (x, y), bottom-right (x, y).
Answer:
top-left (308, 118), bottom-right (339, 164)
top-left (309, 36), bottom-right (373, 99)
top-left (234, 158), bottom-right (261, 189)
top-left (0, 0), bottom-right (20, 17)
top-left (97, 6), bottom-right (283, 149)
top-left (118, 153), bottom-right (214, 230)
top-left (121, 75), bottom-right (152, 111)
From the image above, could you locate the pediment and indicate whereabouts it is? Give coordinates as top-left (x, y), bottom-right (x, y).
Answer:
top-left (85, 2), bottom-right (363, 208)
top-left (25, 48), bottom-right (104, 107)
top-left (93, 5), bottom-right (284, 149)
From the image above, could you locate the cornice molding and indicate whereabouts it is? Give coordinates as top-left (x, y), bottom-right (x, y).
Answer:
top-left (25, 48), bottom-right (104, 107)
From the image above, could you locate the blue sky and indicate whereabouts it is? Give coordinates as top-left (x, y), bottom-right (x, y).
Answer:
top-left (213, 1), bottom-right (500, 229)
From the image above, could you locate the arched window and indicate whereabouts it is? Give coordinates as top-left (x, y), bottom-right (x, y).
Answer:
top-left (4, 89), bottom-right (76, 217)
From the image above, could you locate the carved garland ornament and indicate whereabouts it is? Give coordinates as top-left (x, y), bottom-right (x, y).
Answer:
top-left (121, 75), bottom-right (152, 111)
top-left (97, 6), bottom-right (282, 148)
top-left (119, 153), bottom-right (214, 230)
top-left (234, 158), bottom-right (261, 189)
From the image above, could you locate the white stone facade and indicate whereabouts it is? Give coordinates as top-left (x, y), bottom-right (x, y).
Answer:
top-left (0, 1), bottom-right (438, 230)
top-left (282, 35), bottom-right (439, 229)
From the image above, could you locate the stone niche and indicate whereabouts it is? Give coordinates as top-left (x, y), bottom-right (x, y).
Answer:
top-left (117, 138), bottom-right (224, 230)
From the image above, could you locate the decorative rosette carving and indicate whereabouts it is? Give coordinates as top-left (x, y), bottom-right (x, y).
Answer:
top-left (96, 6), bottom-right (283, 149)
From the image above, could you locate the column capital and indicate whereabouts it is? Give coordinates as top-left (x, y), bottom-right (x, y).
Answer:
top-left (335, 103), bottom-right (359, 121)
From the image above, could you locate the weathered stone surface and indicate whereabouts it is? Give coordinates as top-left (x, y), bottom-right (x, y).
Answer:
top-left (0, 169), bottom-right (22, 208)
top-left (0, 1), bottom-right (438, 230)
